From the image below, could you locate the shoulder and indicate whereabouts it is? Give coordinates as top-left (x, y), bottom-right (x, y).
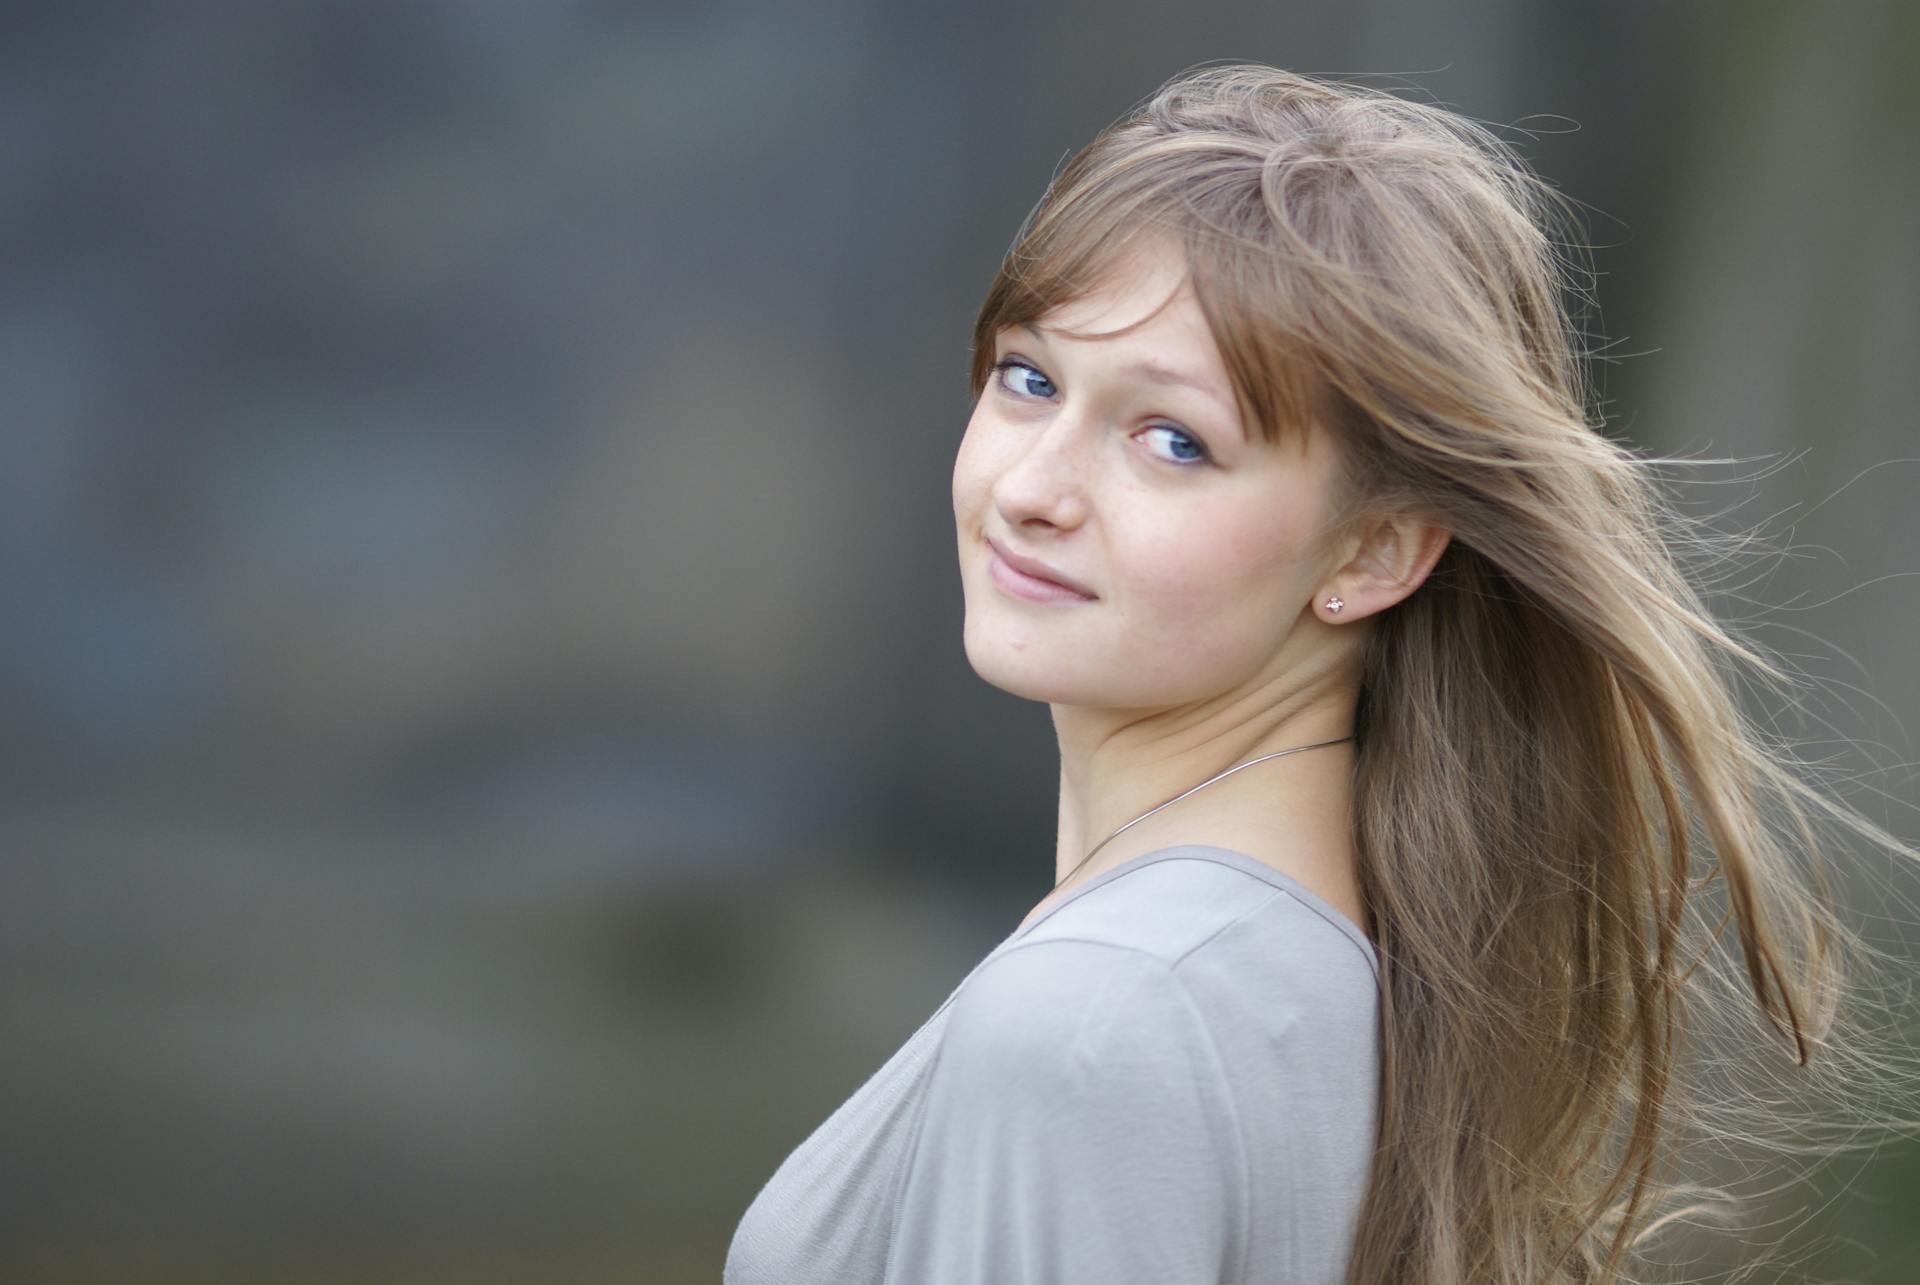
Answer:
top-left (894, 939), bottom-right (1250, 1280)
top-left (926, 939), bottom-right (1245, 1176)
top-left (972, 854), bottom-right (1380, 1083)
top-left (940, 939), bottom-right (1219, 1094)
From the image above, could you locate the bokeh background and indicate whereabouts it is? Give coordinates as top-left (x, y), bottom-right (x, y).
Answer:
top-left (4, 2), bottom-right (1918, 1281)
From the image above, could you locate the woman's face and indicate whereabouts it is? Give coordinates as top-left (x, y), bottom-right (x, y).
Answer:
top-left (952, 235), bottom-right (1351, 709)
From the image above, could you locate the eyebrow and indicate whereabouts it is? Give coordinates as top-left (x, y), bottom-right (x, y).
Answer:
top-left (1008, 323), bottom-right (1243, 437)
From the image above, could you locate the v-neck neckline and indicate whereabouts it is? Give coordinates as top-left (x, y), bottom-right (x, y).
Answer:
top-left (1000, 843), bottom-right (1379, 977)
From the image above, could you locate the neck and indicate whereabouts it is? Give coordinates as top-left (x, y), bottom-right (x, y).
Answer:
top-left (1050, 698), bottom-right (1358, 891)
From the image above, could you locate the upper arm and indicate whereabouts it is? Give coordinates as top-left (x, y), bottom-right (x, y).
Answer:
top-left (881, 940), bottom-right (1246, 1285)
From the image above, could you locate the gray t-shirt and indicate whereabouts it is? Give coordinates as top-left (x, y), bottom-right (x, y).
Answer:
top-left (723, 844), bottom-right (1381, 1284)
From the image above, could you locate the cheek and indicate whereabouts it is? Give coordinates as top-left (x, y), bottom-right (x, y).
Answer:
top-left (1120, 509), bottom-right (1310, 618)
top-left (950, 409), bottom-right (1001, 520)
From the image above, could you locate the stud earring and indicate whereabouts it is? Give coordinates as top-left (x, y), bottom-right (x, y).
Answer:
top-left (1325, 595), bottom-right (1344, 614)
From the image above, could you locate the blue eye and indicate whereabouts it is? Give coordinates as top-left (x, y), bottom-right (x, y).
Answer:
top-left (1140, 425), bottom-right (1208, 464)
top-left (990, 357), bottom-right (1055, 399)
top-left (988, 356), bottom-right (1212, 467)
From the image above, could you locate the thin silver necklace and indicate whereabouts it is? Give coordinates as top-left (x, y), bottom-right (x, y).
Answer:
top-left (1055, 734), bottom-right (1356, 894)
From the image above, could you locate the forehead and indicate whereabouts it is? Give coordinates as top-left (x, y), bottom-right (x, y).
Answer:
top-left (1028, 235), bottom-right (1204, 346)
top-left (1009, 236), bottom-right (1241, 418)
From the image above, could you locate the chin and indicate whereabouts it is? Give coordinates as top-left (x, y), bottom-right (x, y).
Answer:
top-left (960, 623), bottom-right (1093, 704)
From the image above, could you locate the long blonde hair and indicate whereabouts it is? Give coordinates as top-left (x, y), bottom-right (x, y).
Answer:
top-left (966, 62), bottom-right (1920, 1285)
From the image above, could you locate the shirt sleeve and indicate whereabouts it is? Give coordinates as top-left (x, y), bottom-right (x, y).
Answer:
top-left (881, 938), bottom-right (1247, 1284)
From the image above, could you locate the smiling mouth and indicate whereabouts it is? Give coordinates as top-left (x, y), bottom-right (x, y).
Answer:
top-left (985, 540), bottom-right (1097, 603)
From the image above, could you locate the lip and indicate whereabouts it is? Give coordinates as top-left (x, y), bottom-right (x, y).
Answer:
top-left (984, 537), bottom-right (1097, 602)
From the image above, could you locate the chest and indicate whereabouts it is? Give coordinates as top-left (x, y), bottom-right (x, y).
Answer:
top-left (722, 1000), bottom-right (956, 1284)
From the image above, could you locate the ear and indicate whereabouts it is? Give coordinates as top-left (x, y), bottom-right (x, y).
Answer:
top-left (1314, 512), bottom-right (1451, 623)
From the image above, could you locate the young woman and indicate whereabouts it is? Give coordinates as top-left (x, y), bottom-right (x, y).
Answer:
top-left (725, 62), bottom-right (1918, 1285)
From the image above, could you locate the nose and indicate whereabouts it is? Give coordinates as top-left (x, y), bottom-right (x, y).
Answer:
top-left (989, 411), bottom-right (1092, 533)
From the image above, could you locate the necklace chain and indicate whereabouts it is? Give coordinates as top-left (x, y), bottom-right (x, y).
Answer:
top-left (1054, 735), bottom-right (1357, 894)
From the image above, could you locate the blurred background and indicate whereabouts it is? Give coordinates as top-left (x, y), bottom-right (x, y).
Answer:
top-left (2, 2), bottom-right (1917, 1281)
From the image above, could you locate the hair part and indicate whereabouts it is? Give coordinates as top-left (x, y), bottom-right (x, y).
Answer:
top-left (969, 61), bottom-right (1920, 1285)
